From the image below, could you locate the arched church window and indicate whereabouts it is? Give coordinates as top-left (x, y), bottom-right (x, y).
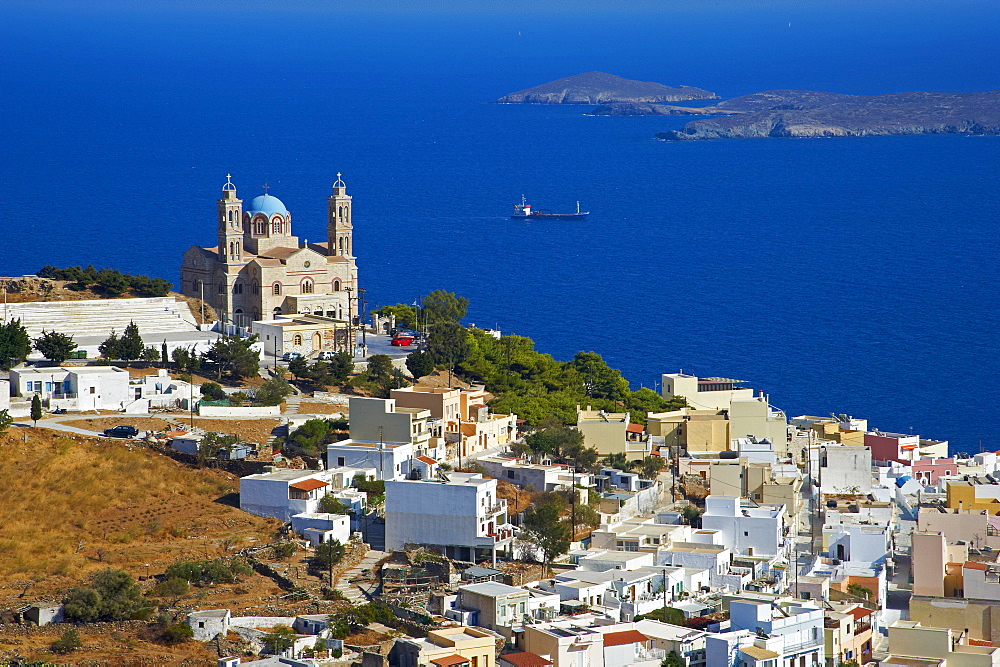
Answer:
top-left (233, 283), bottom-right (243, 295)
top-left (272, 218), bottom-right (282, 234)
top-left (251, 282), bottom-right (259, 295)
top-left (333, 280), bottom-right (341, 291)
top-left (255, 219), bottom-right (266, 235)
top-left (302, 279), bottom-right (314, 294)
top-left (234, 309), bottom-right (244, 326)
top-left (228, 210), bottom-right (233, 222)
top-left (218, 283), bottom-right (225, 294)
top-left (235, 241), bottom-right (241, 260)
top-left (293, 334), bottom-right (303, 345)
top-left (273, 307), bottom-right (282, 316)
top-left (273, 283), bottom-right (282, 295)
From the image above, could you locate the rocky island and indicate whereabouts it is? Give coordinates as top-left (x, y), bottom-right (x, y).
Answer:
top-left (641, 89), bottom-right (1000, 140)
top-left (496, 71), bottom-right (718, 104)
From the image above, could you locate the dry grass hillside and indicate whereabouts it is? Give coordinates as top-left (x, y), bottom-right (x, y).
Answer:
top-left (0, 427), bottom-right (278, 604)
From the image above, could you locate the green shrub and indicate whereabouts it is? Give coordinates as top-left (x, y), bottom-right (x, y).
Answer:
top-left (50, 628), bottom-right (83, 654)
top-left (160, 623), bottom-right (194, 645)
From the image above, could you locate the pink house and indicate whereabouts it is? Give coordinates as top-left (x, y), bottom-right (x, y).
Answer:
top-left (911, 458), bottom-right (958, 486)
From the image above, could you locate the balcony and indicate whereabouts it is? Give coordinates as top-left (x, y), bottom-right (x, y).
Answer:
top-left (476, 524), bottom-right (515, 546)
top-left (481, 500), bottom-right (508, 518)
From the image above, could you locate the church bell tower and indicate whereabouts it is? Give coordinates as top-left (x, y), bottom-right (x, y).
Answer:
top-left (327, 173), bottom-right (353, 258)
top-left (217, 174), bottom-right (244, 264)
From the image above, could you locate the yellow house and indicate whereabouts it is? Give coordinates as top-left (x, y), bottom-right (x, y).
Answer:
top-left (576, 406), bottom-right (650, 460)
top-left (391, 626), bottom-right (498, 667)
top-left (946, 480), bottom-right (1000, 511)
top-left (645, 408), bottom-right (730, 453)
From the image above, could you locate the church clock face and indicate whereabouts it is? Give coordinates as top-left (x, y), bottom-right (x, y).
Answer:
top-left (303, 261), bottom-right (311, 268)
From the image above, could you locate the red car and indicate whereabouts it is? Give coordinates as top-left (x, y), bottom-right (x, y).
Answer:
top-left (391, 335), bottom-right (414, 346)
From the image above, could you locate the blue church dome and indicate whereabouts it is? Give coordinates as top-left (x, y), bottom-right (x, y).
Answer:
top-left (246, 194), bottom-right (288, 216)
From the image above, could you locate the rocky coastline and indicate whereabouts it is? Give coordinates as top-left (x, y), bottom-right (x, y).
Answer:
top-left (650, 89), bottom-right (1000, 140)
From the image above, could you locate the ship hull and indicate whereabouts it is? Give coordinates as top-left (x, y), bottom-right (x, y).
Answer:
top-left (511, 212), bottom-right (588, 220)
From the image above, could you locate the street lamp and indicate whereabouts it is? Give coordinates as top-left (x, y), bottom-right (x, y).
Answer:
top-left (358, 287), bottom-right (367, 353)
top-left (344, 286), bottom-right (354, 355)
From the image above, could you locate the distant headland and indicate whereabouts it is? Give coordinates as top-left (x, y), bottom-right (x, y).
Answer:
top-left (588, 89), bottom-right (1000, 140)
top-left (495, 71), bottom-right (718, 104)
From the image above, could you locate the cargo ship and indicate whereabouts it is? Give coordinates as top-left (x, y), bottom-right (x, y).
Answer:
top-left (511, 195), bottom-right (588, 220)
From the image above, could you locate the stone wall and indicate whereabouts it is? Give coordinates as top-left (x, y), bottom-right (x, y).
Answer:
top-left (0, 619), bottom-right (147, 637)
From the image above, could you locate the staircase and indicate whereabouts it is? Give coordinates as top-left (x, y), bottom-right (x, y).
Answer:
top-left (4, 297), bottom-right (199, 338)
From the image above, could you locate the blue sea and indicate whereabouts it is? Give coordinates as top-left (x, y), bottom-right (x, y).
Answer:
top-left (2, 2), bottom-right (998, 452)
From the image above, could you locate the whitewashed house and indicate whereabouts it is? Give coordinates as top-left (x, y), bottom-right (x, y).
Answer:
top-left (10, 365), bottom-right (129, 411)
top-left (700, 495), bottom-right (788, 559)
top-left (239, 469), bottom-right (333, 521)
top-left (326, 439), bottom-right (413, 480)
top-left (384, 472), bottom-right (515, 563)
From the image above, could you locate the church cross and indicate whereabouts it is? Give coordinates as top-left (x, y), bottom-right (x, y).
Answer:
top-left (262, 183), bottom-right (270, 194)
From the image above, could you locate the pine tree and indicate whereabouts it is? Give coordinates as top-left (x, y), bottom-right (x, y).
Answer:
top-left (0, 318), bottom-right (31, 369)
top-left (99, 330), bottom-right (121, 360)
top-left (30, 394), bottom-right (42, 426)
top-left (117, 321), bottom-right (144, 363)
top-left (33, 330), bottom-right (78, 363)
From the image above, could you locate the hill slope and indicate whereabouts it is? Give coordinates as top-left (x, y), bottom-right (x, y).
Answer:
top-left (654, 89), bottom-right (1000, 140)
top-left (497, 71), bottom-right (718, 104)
top-left (0, 428), bottom-right (276, 601)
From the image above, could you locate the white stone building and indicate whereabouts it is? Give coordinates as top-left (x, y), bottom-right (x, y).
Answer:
top-left (239, 469), bottom-right (333, 521)
top-left (326, 439), bottom-right (413, 480)
top-left (384, 472), bottom-right (514, 563)
top-left (10, 365), bottom-right (130, 411)
top-left (700, 495), bottom-right (788, 559)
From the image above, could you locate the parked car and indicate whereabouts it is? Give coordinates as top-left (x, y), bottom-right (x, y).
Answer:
top-left (317, 350), bottom-right (336, 361)
top-left (104, 425), bottom-right (139, 438)
top-left (391, 335), bottom-right (415, 347)
top-left (282, 352), bottom-right (304, 361)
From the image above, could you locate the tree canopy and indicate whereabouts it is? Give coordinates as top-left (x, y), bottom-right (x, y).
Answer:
top-left (33, 330), bottom-right (78, 363)
top-left (522, 503), bottom-right (570, 574)
top-left (455, 329), bottom-right (685, 426)
top-left (63, 568), bottom-right (151, 622)
top-left (99, 321), bottom-right (143, 362)
top-left (204, 334), bottom-right (260, 380)
top-left (422, 289), bottom-right (469, 325)
top-left (0, 318), bottom-right (31, 369)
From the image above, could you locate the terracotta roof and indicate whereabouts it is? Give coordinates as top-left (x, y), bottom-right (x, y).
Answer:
top-left (626, 423), bottom-right (645, 434)
top-left (430, 654), bottom-right (469, 667)
top-left (500, 652), bottom-right (553, 667)
top-left (848, 607), bottom-right (873, 619)
top-left (602, 630), bottom-right (649, 646)
top-left (417, 456), bottom-right (437, 465)
top-left (289, 478), bottom-right (329, 492)
top-left (258, 246), bottom-right (301, 260)
top-left (969, 639), bottom-right (995, 646)
top-left (964, 561), bottom-right (989, 571)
